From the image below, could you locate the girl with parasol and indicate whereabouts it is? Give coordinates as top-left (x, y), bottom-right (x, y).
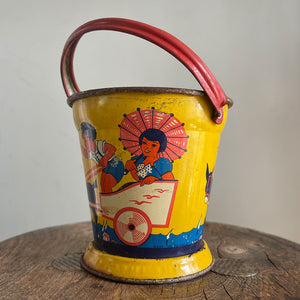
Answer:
top-left (120, 108), bottom-right (188, 186)
top-left (125, 128), bottom-right (175, 186)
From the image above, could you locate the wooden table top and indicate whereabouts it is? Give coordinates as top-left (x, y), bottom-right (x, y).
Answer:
top-left (0, 222), bottom-right (299, 299)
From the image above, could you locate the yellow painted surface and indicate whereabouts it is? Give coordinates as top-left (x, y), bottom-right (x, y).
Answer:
top-left (73, 92), bottom-right (227, 234)
top-left (82, 241), bottom-right (213, 280)
top-left (72, 90), bottom-right (228, 279)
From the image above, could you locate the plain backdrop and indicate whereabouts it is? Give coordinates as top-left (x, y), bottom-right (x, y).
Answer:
top-left (1, 0), bottom-right (299, 243)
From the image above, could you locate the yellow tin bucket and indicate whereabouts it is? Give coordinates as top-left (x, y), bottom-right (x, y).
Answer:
top-left (61, 18), bottom-right (232, 283)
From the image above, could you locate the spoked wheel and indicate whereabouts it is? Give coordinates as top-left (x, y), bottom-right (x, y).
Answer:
top-left (114, 207), bottom-right (152, 246)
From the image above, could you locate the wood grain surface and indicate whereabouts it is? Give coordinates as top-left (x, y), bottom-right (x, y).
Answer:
top-left (0, 222), bottom-right (299, 299)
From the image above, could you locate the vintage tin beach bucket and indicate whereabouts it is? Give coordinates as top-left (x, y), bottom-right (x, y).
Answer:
top-left (61, 18), bottom-right (232, 283)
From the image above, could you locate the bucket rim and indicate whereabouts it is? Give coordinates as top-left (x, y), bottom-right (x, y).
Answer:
top-left (66, 86), bottom-right (207, 107)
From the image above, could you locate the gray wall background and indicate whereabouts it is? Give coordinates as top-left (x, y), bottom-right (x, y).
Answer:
top-left (1, 0), bottom-right (299, 243)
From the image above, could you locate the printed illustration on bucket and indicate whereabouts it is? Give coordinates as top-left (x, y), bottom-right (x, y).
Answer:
top-left (83, 107), bottom-right (192, 248)
top-left (205, 164), bottom-right (214, 205)
top-left (61, 17), bottom-right (232, 283)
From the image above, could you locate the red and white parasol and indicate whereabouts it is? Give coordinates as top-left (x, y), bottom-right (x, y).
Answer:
top-left (119, 108), bottom-right (188, 161)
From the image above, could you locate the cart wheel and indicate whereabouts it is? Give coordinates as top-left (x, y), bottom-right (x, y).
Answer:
top-left (114, 207), bottom-right (152, 246)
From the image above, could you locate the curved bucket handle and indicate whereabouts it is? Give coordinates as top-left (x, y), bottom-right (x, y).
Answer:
top-left (61, 18), bottom-right (231, 124)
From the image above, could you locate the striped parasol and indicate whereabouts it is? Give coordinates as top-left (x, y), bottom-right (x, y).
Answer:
top-left (119, 108), bottom-right (188, 161)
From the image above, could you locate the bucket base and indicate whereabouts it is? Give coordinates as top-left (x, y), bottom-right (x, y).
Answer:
top-left (81, 240), bottom-right (214, 284)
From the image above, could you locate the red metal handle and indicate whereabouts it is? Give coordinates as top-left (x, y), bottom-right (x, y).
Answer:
top-left (61, 18), bottom-right (228, 124)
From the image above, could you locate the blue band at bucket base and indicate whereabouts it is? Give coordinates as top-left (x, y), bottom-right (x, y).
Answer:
top-left (92, 221), bottom-right (205, 248)
top-left (94, 238), bottom-right (204, 259)
top-left (91, 220), bottom-right (206, 258)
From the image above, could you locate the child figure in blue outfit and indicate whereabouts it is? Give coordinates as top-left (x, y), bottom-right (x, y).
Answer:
top-left (81, 122), bottom-right (124, 193)
top-left (125, 129), bottom-right (174, 185)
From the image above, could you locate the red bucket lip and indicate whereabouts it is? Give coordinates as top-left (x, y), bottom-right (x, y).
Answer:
top-left (66, 86), bottom-right (206, 107)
